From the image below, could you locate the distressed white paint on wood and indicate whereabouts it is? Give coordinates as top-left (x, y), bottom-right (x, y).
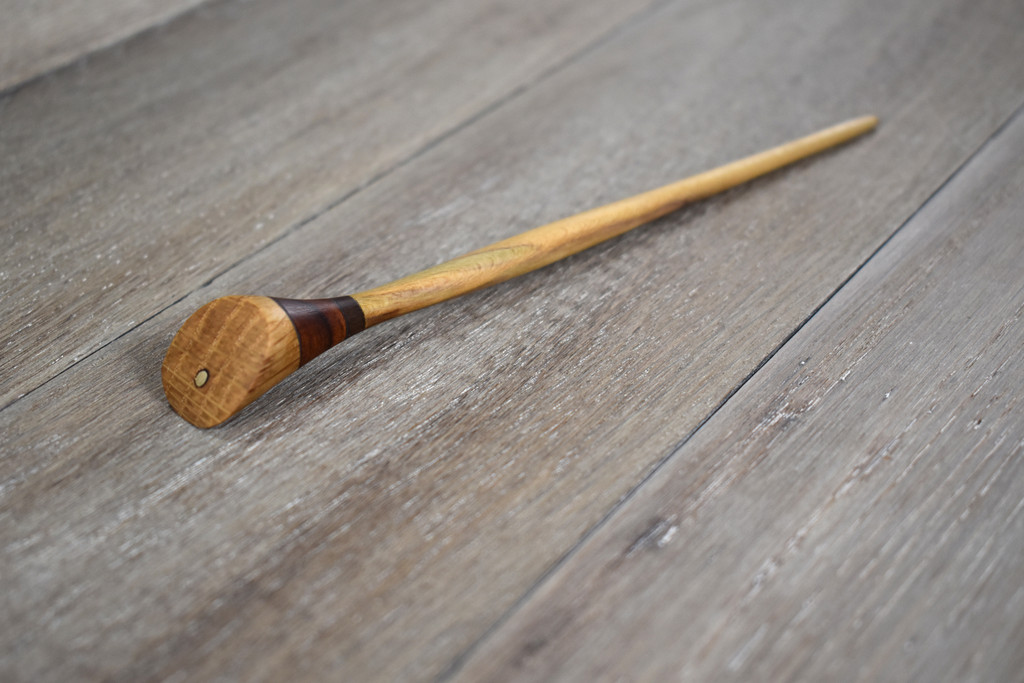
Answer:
top-left (0, 0), bottom-right (659, 406)
top-left (456, 107), bottom-right (1024, 682)
top-left (0, 0), bottom-right (206, 92)
top-left (2, 0), bottom-right (1024, 680)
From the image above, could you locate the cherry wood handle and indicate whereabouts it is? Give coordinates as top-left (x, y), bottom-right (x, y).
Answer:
top-left (162, 115), bottom-right (877, 427)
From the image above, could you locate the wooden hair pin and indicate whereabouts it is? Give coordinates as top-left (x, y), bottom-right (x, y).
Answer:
top-left (162, 115), bottom-right (877, 427)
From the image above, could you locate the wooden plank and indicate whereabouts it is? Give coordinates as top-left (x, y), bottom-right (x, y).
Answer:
top-left (3, 0), bottom-right (1024, 680)
top-left (0, 0), bottom-right (658, 407)
top-left (0, 0), bottom-right (206, 92)
top-left (455, 107), bottom-right (1024, 681)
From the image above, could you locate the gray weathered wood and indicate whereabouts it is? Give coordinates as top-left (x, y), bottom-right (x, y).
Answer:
top-left (2, 0), bottom-right (1024, 681)
top-left (0, 0), bottom-right (657, 406)
top-left (456, 107), bottom-right (1024, 682)
top-left (0, 0), bottom-right (206, 92)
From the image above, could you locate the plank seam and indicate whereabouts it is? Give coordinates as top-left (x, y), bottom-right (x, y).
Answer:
top-left (0, 0), bottom-right (689, 414)
top-left (435, 94), bottom-right (1024, 681)
top-left (0, 0), bottom-right (217, 100)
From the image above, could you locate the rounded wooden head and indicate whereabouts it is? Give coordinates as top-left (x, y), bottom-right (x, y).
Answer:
top-left (162, 296), bottom-right (301, 428)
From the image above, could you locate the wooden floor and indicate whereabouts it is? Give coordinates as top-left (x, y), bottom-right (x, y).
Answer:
top-left (2, 0), bottom-right (1023, 680)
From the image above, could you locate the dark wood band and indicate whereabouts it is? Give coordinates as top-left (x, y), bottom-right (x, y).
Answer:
top-left (272, 296), bottom-right (366, 366)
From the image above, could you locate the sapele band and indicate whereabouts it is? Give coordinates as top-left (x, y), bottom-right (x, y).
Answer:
top-left (273, 296), bottom-right (367, 366)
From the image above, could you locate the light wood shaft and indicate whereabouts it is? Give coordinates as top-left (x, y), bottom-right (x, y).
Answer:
top-left (353, 115), bottom-right (877, 326)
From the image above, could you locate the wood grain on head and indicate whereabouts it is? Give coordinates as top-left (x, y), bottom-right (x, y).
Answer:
top-left (161, 296), bottom-right (300, 428)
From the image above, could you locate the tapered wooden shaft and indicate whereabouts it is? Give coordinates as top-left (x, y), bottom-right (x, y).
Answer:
top-left (163, 115), bottom-right (877, 427)
top-left (354, 115), bottom-right (877, 325)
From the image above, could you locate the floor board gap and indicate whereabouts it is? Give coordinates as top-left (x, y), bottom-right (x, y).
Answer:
top-left (0, 0), bottom-right (219, 99)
